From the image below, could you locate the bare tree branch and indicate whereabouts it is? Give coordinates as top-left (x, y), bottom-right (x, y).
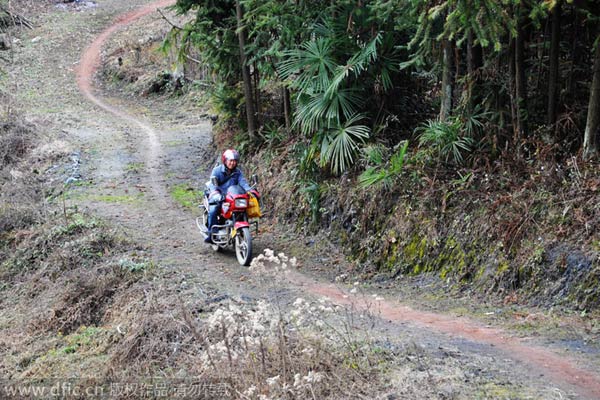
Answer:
top-left (157, 7), bottom-right (182, 30)
top-left (184, 53), bottom-right (202, 65)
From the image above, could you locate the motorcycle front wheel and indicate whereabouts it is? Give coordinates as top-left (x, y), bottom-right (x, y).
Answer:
top-left (235, 227), bottom-right (252, 266)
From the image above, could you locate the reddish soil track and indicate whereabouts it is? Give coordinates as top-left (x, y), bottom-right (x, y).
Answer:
top-left (74, 1), bottom-right (600, 398)
top-left (298, 273), bottom-right (600, 399)
top-left (75, 0), bottom-right (176, 201)
top-left (75, 0), bottom-right (174, 99)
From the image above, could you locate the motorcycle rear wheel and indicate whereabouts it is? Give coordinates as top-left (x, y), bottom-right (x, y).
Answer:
top-left (235, 227), bottom-right (252, 266)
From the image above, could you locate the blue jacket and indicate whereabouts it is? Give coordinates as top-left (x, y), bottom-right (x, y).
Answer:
top-left (208, 164), bottom-right (251, 194)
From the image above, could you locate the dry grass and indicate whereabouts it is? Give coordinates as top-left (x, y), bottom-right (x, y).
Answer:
top-left (174, 250), bottom-right (393, 399)
top-left (0, 118), bottom-right (36, 168)
top-left (0, 103), bottom-right (72, 242)
top-left (0, 240), bottom-right (556, 399)
top-left (0, 210), bottom-right (161, 380)
top-left (0, 113), bottom-right (46, 239)
top-left (0, 177), bottom-right (46, 234)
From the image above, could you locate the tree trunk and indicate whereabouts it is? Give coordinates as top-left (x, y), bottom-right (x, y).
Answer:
top-left (515, 9), bottom-right (529, 140)
top-left (535, 19), bottom-right (549, 96)
top-left (466, 31), bottom-right (483, 113)
top-left (253, 62), bottom-right (261, 127)
top-left (283, 86), bottom-right (291, 130)
top-left (235, 0), bottom-right (257, 138)
top-left (566, 9), bottom-right (579, 102)
top-left (509, 38), bottom-right (518, 141)
top-left (583, 34), bottom-right (600, 159)
top-left (440, 39), bottom-right (454, 121)
top-left (494, 52), bottom-right (505, 152)
top-left (547, 2), bottom-right (561, 126)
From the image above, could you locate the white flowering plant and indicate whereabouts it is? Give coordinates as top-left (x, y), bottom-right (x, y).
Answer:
top-left (183, 250), bottom-right (390, 399)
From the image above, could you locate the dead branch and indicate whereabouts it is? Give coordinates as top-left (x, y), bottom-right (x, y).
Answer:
top-left (184, 53), bottom-right (203, 65)
top-left (178, 296), bottom-right (220, 373)
top-left (157, 7), bottom-right (182, 30)
top-left (0, 4), bottom-right (33, 29)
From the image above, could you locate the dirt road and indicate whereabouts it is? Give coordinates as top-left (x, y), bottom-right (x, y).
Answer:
top-left (7, 0), bottom-right (600, 398)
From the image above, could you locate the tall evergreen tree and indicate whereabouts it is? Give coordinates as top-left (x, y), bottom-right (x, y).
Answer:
top-left (584, 32), bottom-right (600, 159)
top-left (235, 0), bottom-right (257, 137)
top-left (547, 1), bottom-right (561, 126)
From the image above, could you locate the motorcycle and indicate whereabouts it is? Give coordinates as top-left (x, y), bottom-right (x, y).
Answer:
top-left (196, 175), bottom-right (261, 266)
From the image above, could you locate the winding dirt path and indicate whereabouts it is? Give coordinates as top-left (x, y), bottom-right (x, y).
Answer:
top-left (73, 2), bottom-right (600, 398)
top-left (302, 276), bottom-right (600, 399)
top-left (75, 0), bottom-right (175, 203)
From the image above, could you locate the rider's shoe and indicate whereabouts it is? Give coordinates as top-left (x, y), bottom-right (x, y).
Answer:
top-left (204, 227), bottom-right (216, 244)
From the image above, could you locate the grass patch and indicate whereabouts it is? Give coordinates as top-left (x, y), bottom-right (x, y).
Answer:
top-left (164, 139), bottom-right (184, 147)
top-left (125, 162), bottom-right (145, 173)
top-left (51, 213), bottom-right (100, 236)
top-left (95, 194), bottom-right (143, 204)
top-left (118, 257), bottom-right (154, 273)
top-left (169, 184), bottom-right (202, 209)
top-left (66, 192), bottom-right (144, 205)
top-left (27, 326), bottom-right (115, 376)
top-left (70, 180), bottom-right (94, 188)
top-left (475, 382), bottom-right (533, 399)
top-left (60, 326), bottom-right (103, 354)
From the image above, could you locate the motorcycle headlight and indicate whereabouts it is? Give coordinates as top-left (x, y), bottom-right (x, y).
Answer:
top-left (235, 198), bottom-right (248, 208)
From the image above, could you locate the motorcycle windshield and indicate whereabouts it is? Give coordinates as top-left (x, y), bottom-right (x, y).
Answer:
top-left (227, 185), bottom-right (246, 195)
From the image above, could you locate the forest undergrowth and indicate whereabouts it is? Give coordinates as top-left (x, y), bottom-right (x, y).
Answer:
top-left (251, 128), bottom-right (600, 311)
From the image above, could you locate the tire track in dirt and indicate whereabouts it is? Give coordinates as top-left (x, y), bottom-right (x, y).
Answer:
top-left (72, 0), bottom-right (255, 292)
top-left (75, 0), bottom-right (175, 204)
top-left (297, 273), bottom-right (600, 399)
top-left (73, 2), bottom-right (600, 399)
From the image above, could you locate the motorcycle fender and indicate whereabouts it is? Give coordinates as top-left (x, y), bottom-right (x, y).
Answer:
top-left (234, 221), bottom-right (250, 230)
top-left (231, 221), bottom-right (250, 238)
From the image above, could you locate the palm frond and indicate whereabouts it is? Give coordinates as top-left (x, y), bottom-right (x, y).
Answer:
top-left (322, 115), bottom-right (370, 175)
top-left (294, 93), bottom-right (329, 134)
top-left (278, 37), bottom-right (337, 93)
top-left (416, 118), bottom-right (473, 165)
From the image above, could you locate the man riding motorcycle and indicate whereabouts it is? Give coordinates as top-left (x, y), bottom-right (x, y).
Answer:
top-left (204, 149), bottom-right (258, 243)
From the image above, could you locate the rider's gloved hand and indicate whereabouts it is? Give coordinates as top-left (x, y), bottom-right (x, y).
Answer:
top-left (209, 190), bottom-right (223, 204)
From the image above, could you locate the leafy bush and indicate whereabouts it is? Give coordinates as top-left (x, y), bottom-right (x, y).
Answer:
top-left (258, 123), bottom-right (285, 148)
top-left (209, 82), bottom-right (242, 122)
top-left (359, 141), bottom-right (409, 189)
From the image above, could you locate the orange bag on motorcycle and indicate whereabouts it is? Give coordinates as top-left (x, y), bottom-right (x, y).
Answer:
top-left (247, 194), bottom-right (261, 218)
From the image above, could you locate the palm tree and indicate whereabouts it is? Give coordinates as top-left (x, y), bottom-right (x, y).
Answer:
top-left (278, 34), bottom-right (396, 174)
